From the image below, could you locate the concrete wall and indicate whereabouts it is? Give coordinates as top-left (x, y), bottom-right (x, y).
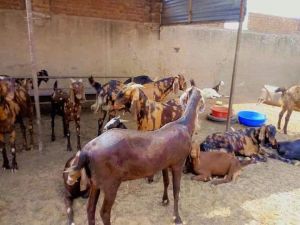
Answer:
top-left (159, 25), bottom-right (300, 101)
top-left (0, 9), bottom-right (160, 87)
top-left (0, 9), bottom-right (299, 101)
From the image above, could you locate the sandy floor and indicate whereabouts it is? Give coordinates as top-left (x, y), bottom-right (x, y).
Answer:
top-left (0, 100), bottom-right (300, 225)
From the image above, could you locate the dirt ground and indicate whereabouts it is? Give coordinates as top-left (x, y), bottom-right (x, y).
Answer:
top-left (0, 99), bottom-right (300, 225)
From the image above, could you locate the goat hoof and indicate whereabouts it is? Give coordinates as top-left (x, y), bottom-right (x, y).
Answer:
top-left (162, 199), bottom-right (169, 206)
top-left (174, 217), bottom-right (183, 225)
top-left (67, 146), bottom-right (72, 151)
top-left (51, 136), bottom-right (56, 142)
top-left (2, 165), bottom-right (10, 170)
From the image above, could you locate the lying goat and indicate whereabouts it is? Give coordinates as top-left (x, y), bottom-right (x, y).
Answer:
top-left (64, 79), bottom-right (86, 151)
top-left (65, 87), bottom-right (204, 225)
top-left (200, 125), bottom-right (278, 162)
top-left (189, 143), bottom-right (251, 185)
top-left (276, 85), bottom-right (300, 134)
top-left (276, 139), bottom-right (300, 161)
top-left (0, 78), bottom-right (20, 171)
top-left (201, 81), bottom-right (225, 99)
top-left (63, 116), bottom-right (127, 225)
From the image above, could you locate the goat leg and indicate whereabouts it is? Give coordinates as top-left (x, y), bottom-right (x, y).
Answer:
top-left (162, 169), bottom-right (170, 205)
top-left (19, 117), bottom-right (29, 151)
top-left (0, 139), bottom-right (10, 170)
top-left (10, 130), bottom-right (18, 172)
top-left (28, 117), bottom-right (34, 150)
top-left (100, 182), bottom-right (120, 225)
top-left (51, 109), bottom-right (56, 141)
top-left (62, 115), bottom-right (68, 138)
top-left (87, 185), bottom-right (100, 225)
top-left (277, 108), bottom-right (287, 130)
top-left (75, 119), bottom-right (81, 150)
top-left (66, 122), bottom-right (72, 151)
top-left (171, 167), bottom-right (183, 225)
top-left (283, 110), bottom-right (292, 135)
top-left (64, 193), bottom-right (75, 225)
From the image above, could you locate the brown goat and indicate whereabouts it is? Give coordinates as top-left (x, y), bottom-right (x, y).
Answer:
top-left (64, 79), bottom-right (86, 151)
top-left (0, 78), bottom-right (20, 171)
top-left (190, 143), bottom-right (251, 185)
top-left (65, 87), bottom-right (204, 225)
top-left (276, 85), bottom-right (300, 134)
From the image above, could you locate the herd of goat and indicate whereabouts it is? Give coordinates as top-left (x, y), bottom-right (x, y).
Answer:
top-left (0, 70), bottom-right (300, 225)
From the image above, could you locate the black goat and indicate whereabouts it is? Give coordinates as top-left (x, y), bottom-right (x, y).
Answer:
top-left (50, 81), bottom-right (69, 141)
top-left (123, 75), bottom-right (154, 85)
top-left (63, 116), bottom-right (127, 225)
top-left (277, 139), bottom-right (300, 160)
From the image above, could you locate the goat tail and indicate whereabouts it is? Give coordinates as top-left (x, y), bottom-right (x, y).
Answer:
top-left (65, 151), bottom-right (90, 185)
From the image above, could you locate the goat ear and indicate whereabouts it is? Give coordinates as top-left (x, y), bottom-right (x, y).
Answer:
top-left (5, 81), bottom-right (15, 101)
top-left (70, 78), bottom-right (76, 83)
top-left (173, 78), bottom-right (179, 94)
top-left (53, 81), bottom-right (58, 90)
top-left (80, 168), bottom-right (89, 192)
top-left (130, 100), bottom-right (140, 121)
top-left (259, 126), bottom-right (266, 142)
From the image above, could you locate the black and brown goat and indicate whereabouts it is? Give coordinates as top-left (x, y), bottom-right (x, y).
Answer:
top-left (89, 74), bottom-right (187, 135)
top-left (63, 116), bottom-right (127, 225)
top-left (115, 83), bottom-right (183, 131)
top-left (65, 87), bottom-right (204, 225)
top-left (0, 78), bottom-right (20, 171)
top-left (276, 85), bottom-right (300, 134)
top-left (199, 125), bottom-right (278, 162)
top-left (64, 79), bottom-right (86, 151)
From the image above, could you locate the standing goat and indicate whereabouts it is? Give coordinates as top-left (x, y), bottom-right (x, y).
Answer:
top-left (65, 87), bottom-right (204, 225)
top-left (115, 83), bottom-right (183, 131)
top-left (64, 79), bottom-right (86, 151)
top-left (63, 116), bottom-right (127, 225)
top-left (276, 85), bottom-right (300, 134)
top-left (50, 81), bottom-right (69, 141)
top-left (89, 75), bottom-right (187, 135)
top-left (0, 78), bottom-right (20, 171)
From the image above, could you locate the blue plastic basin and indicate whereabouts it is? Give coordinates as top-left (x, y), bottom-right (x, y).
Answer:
top-left (238, 110), bottom-right (267, 127)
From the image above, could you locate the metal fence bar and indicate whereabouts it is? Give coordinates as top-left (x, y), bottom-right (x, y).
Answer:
top-left (226, 0), bottom-right (245, 131)
top-left (25, 0), bottom-right (43, 152)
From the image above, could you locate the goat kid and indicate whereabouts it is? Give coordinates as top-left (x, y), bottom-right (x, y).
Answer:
top-left (190, 143), bottom-right (251, 185)
top-left (64, 79), bottom-right (86, 151)
top-left (0, 78), bottom-right (20, 171)
top-left (65, 87), bottom-right (204, 225)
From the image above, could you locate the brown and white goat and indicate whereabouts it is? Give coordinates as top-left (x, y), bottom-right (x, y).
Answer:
top-left (0, 78), bottom-right (20, 171)
top-left (276, 85), bottom-right (300, 134)
top-left (65, 87), bottom-right (204, 225)
top-left (64, 79), bottom-right (86, 151)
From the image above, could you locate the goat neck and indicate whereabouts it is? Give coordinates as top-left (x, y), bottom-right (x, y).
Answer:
top-left (151, 77), bottom-right (176, 101)
top-left (178, 88), bottom-right (202, 135)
